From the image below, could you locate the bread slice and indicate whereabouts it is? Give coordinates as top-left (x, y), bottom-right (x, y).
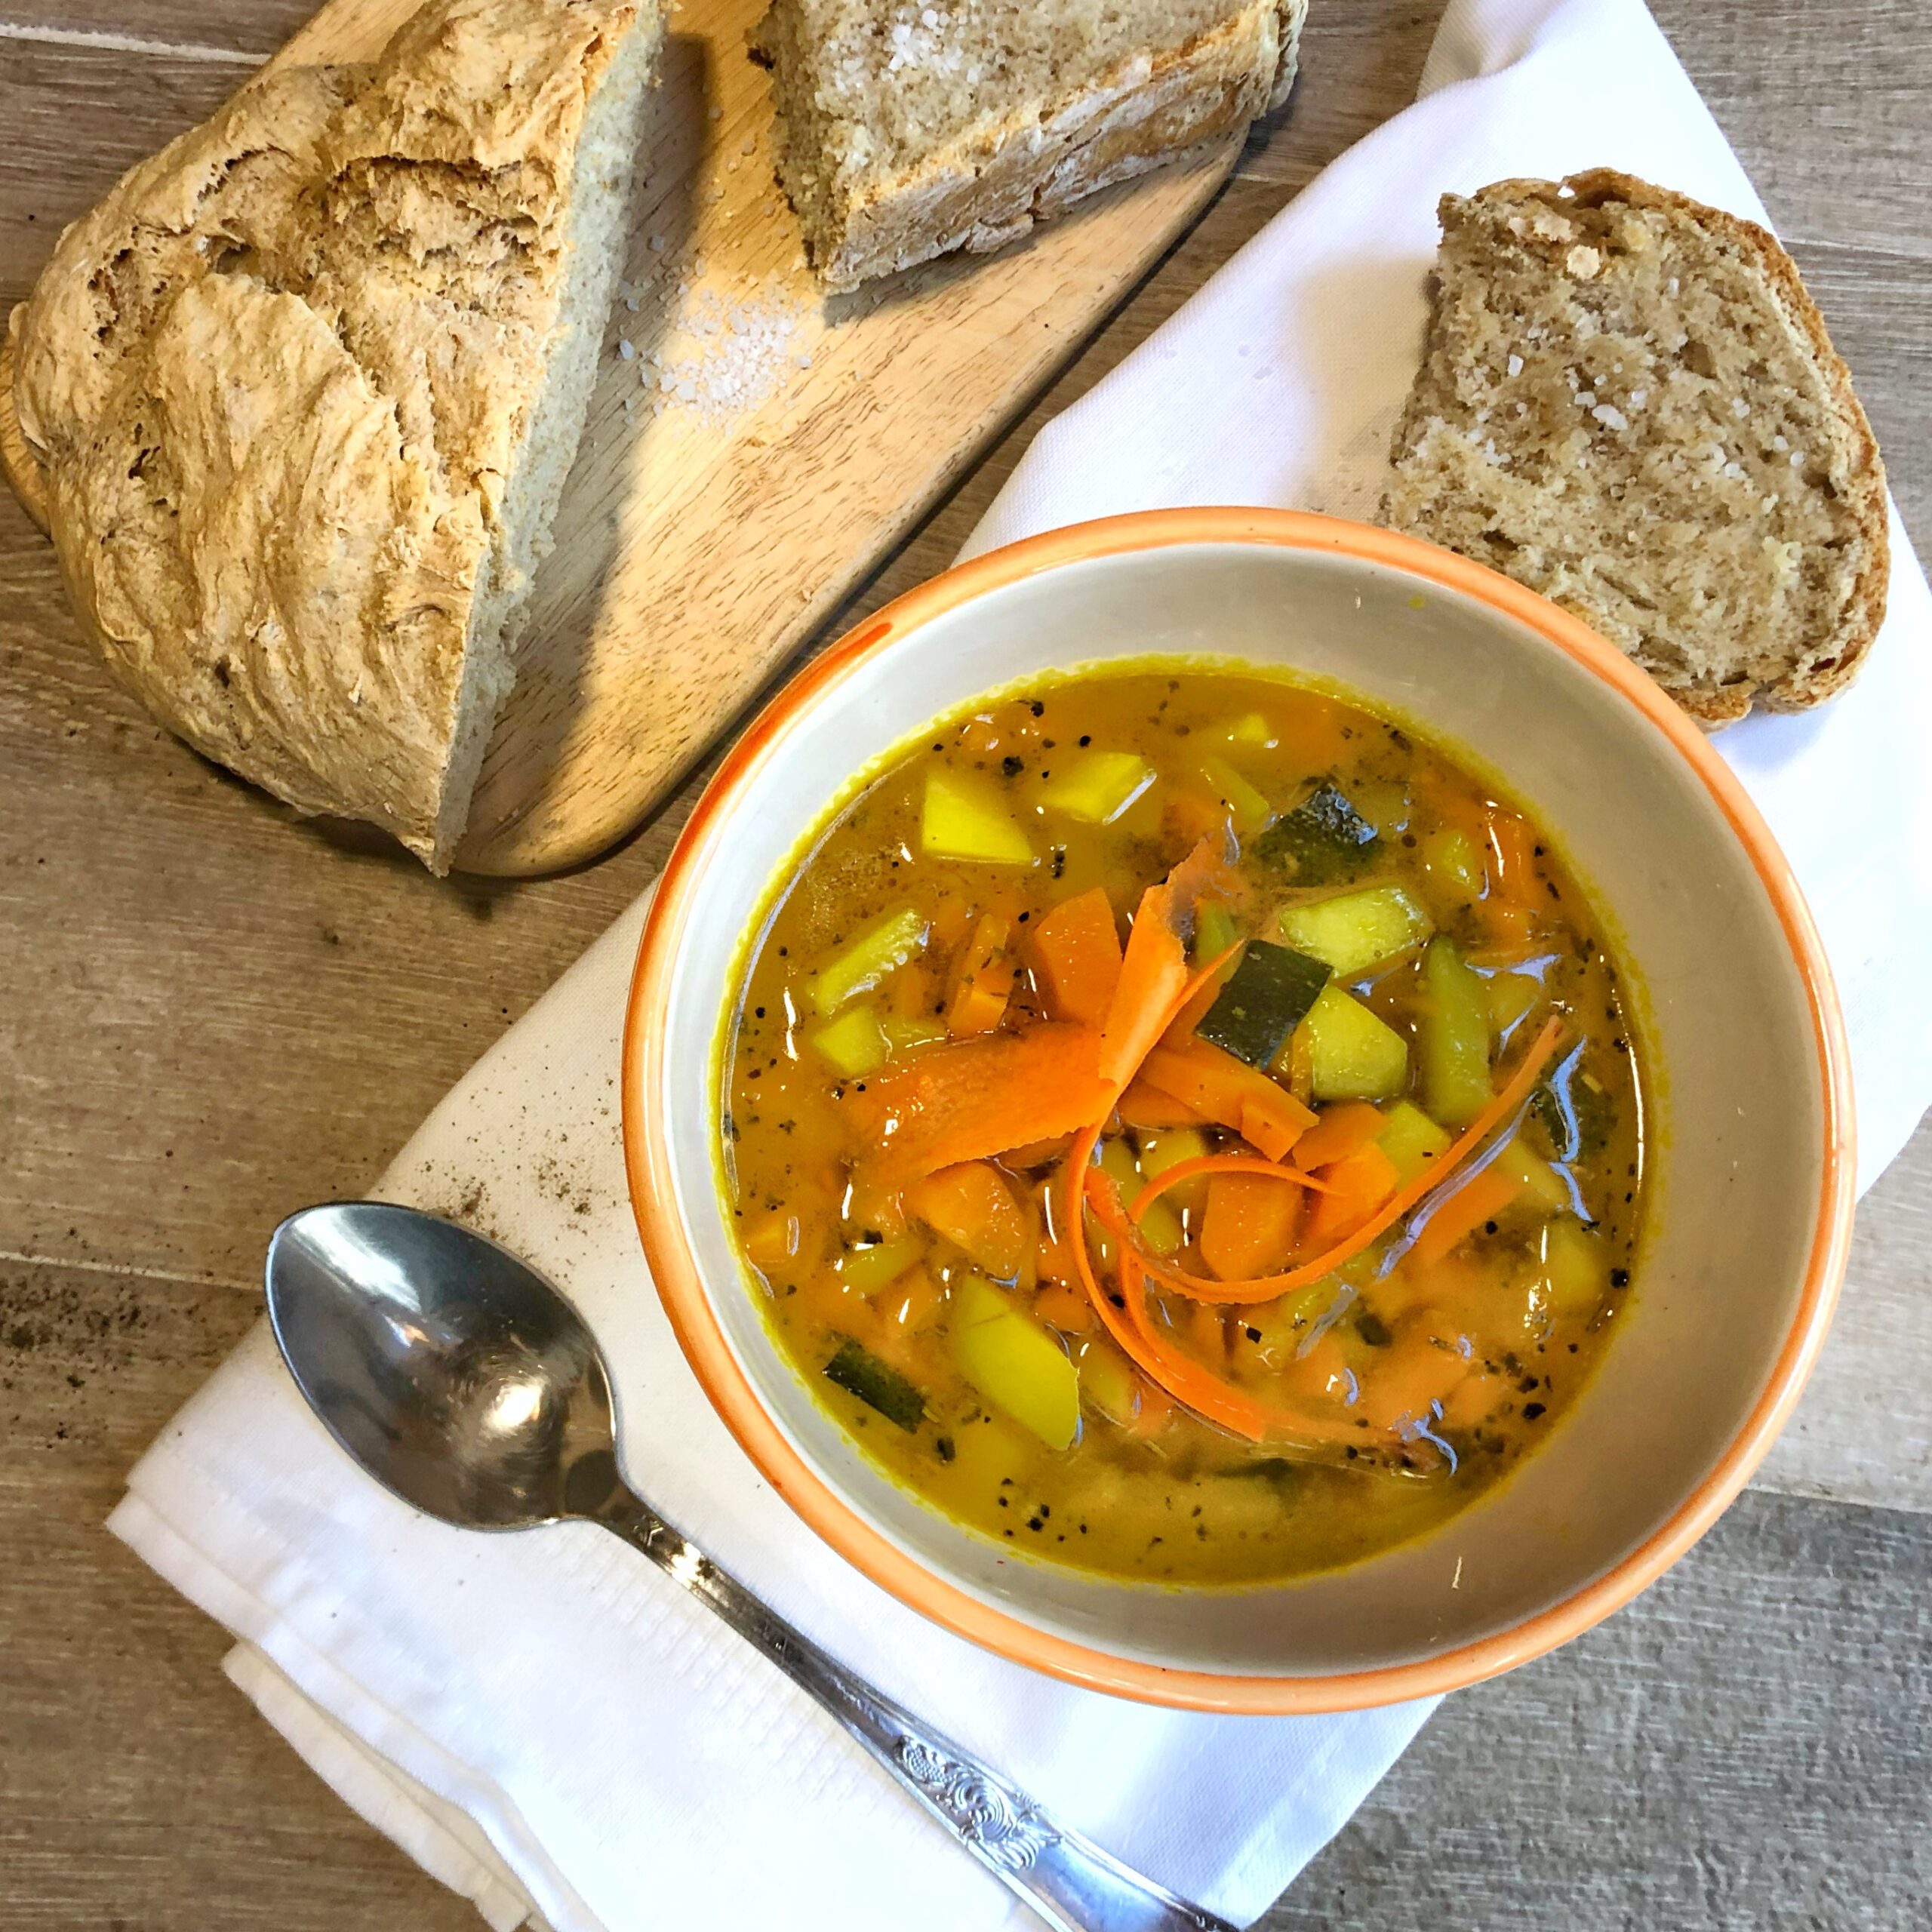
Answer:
top-left (752, 1), bottom-right (1305, 293)
top-left (11, 0), bottom-right (662, 869)
top-left (1380, 170), bottom-right (1888, 723)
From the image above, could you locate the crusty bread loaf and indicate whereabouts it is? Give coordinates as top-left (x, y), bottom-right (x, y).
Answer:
top-left (752, 1), bottom-right (1305, 294)
top-left (1380, 170), bottom-right (1888, 723)
top-left (10, 0), bottom-right (662, 869)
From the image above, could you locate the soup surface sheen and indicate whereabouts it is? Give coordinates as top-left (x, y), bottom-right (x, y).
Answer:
top-left (722, 667), bottom-right (1644, 1584)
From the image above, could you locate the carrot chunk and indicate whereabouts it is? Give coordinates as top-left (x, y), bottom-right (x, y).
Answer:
top-left (1115, 1079), bottom-right (1210, 1130)
top-left (1097, 841), bottom-right (1233, 1088)
top-left (1137, 1038), bottom-right (1315, 1162)
top-left (1301, 1142), bottom-right (1401, 1251)
top-left (1027, 888), bottom-right (1122, 1029)
top-left (945, 914), bottom-right (1015, 1038)
top-left (849, 1023), bottom-right (1112, 1182)
top-left (908, 1161), bottom-right (1029, 1278)
top-left (1290, 1100), bottom-right (1387, 1172)
top-left (1198, 1171), bottom-right (1304, 1279)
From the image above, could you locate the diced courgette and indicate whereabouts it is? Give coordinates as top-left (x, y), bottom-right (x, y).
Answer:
top-left (951, 1275), bottom-right (1079, 1450)
top-left (1196, 940), bottom-right (1331, 1069)
top-left (1194, 900), bottom-right (1241, 966)
top-left (1303, 986), bottom-right (1408, 1101)
top-left (1377, 1099), bottom-right (1453, 1186)
top-left (1278, 884), bottom-right (1432, 980)
top-left (1254, 781), bottom-right (1380, 885)
top-left (921, 771), bottom-right (1034, 864)
top-left (810, 1004), bottom-right (889, 1078)
top-left (811, 906), bottom-right (929, 1014)
top-left (1420, 937), bottom-right (1493, 1128)
top-left (1037, 751), bottom-right (1155, 826)
top-left (823, 1337), bottom-right (926, 1432)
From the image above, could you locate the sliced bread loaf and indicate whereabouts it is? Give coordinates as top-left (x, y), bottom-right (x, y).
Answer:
top-left (11, 0), bottom-right (662, 869)
top-left (752, 1), bottom-right (1305, 293)
top-left (1380, 170), bottom-right (1888, 723)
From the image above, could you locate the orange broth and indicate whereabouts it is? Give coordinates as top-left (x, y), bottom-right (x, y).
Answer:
top-left (721, 668), bottom-right (1644, 1583)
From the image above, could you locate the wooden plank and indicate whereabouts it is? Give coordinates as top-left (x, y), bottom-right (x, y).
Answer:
top-left (0, 35), bottom-right (239, 308)
top-left (1653, 0), bottom-right (1932, 260)
top-left (0, 7), bottom-right (300, 58)
top-left (0, 343), bottom-right (45, 530)
top-left (0, 1256), bottom-right (477, 1931)
top-left (1266, 1489), bottom-right (1932, 1927)
top-left (0, 493), bottom-right (669, 1286)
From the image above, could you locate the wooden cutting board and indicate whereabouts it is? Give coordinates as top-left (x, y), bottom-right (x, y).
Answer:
top-left (1, 0), bottom-right (1240, 875)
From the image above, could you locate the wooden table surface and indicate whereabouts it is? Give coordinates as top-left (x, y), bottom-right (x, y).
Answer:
top-left (2, 2), bottom-right (1927, 1926)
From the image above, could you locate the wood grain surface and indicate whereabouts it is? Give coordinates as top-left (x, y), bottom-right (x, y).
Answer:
top-left (1, 2), bottom-right (1928, 1928)
top-left (0, 0), bottom-right (1247, 876)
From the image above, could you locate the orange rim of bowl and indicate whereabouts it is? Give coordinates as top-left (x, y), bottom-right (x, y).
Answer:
top-left (620, 506), bottom-right (1855, 1714)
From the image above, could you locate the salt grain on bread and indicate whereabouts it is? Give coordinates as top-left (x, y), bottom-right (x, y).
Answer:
top-left (752, 1), bottom-right (1306, 293)
top-left (1380, 169), bottom-right (1888, 724)
top-left (10, 0), bottom-right (663, 870)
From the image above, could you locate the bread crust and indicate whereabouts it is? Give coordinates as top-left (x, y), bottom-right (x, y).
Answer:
top-left (14, 0), bottom-right (659, 867)
top-left (1383, 169), bottom-right (1888, 724)
top-left (1463, 170), bottom-right (1888, 718)
top-left (757, 1), bottom-right (1305, 294)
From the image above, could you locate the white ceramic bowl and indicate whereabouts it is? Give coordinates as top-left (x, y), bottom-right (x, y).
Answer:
top-left (623, 509), bottom-right (1853, 1712)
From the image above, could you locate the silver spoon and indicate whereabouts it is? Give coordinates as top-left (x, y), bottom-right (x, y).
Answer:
top-left (266, 1201), bottom-right (1234, 1932)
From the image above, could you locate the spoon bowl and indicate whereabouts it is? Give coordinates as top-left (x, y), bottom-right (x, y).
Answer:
top-left (266, 1202), bottom-right (623, 1529)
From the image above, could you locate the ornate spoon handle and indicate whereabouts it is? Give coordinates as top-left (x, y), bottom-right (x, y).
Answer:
top-left (596, 1488), bottom-right (1233, 1932)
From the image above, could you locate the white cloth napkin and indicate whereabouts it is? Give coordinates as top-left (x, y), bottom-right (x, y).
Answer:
top-left (109, 0), bottom-right (1932, 1927)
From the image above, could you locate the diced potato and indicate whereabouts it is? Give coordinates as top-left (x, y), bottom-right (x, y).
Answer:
top-left (1484, 968), bottom-right (1545, 1035)
top-left (951, 1275), bottom-right (1080, 1450)
top-left (1213, 711), bottom-right (1277, 749)
top-left (921, 771), bottom-right (1035, 864)
top-left (1245, 1280), bottom-right (1352, 1367)
top-left (1420, 937), bottom-right (1492, 1128)
top-left (809, 1004), bottom-right (889, 1078)
top-left (1100, 1138), bottom-right (1183, 1255)
top-left (811, 906), bottom-right (929, 1015)
top-left (835, 1233), bottom-right (926, 1297)
top-left (1198, 756), bottom-right (1272, 837)
top-left (1423, 826), bottom-right (1486, 903)
top-left (1134, 1125), bottom-right (1211, 1214)
top-left (1279, 884), bottom-right (1433, 979)
top-left (1350, 780), bottom-right (1413, 838)
top-left (1037, 750), bottom-right (1155, 825)
top-left (1496, 1134), bottom-right (1570, 1213)
top-left (1377, 1099), bottom-right (1453, 1186)
top-left (881, 1014), bottom-right (948, 1052)
top-left (1073, 1334), bottom-right (1142, 1426)
top-left (1303, 985), bottom-right (1408, 1101)
top-left (943, 1411), bottom-right (1041, 1493)
top-left (1538, 1218), bottom-right (1610, 1315)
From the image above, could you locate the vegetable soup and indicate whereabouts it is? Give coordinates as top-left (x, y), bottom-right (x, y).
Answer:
top-left (721, 668), bottom-right (1645, 1583)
